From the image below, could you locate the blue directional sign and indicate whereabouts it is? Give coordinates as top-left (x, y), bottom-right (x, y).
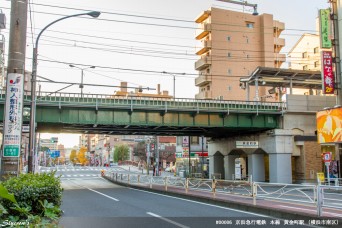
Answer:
top-left (50, 150), bottom-right (60, 158)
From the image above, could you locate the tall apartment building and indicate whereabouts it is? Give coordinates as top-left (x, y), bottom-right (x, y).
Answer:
top-left (194, 7), bottom-right (285, 101)
top-left (287, 33), bottom-right (323, 95)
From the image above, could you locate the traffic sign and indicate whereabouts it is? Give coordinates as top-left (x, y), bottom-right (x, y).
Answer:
top-left (323, 152), bottom-right (332, 162)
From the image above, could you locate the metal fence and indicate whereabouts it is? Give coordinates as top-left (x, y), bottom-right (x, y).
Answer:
top-left (105, 170), bottom-right (342, 217)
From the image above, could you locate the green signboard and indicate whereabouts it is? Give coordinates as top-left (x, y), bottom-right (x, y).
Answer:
top-left (3, 145), bottom-right (20, 157)
top-left (320, 9), bottom-right (332, 49)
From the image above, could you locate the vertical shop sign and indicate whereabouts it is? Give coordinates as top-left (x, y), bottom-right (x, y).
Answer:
top-left (2, 73), bottom-right (24, 157)
top-left (319, 9), bottom-right (332, 49)
top-left (321, 51), bottom-right (335, 94)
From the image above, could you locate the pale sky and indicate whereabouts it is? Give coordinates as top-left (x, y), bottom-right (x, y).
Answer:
top-left (0, 0), bottom-right (330, 147)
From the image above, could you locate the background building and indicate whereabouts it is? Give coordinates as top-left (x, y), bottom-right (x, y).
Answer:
top-left (194, 7), bottom-right (285, 101)
top-left (287, 33), bottom-right (323, 96)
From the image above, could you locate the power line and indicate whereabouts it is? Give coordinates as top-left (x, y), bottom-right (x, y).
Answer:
top-left (30, 2), bottom-right (319, 33)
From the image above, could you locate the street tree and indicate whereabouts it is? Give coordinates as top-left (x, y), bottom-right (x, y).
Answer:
top-left (69, 149), bottom-right (78, 164)
top-left (114, 145), bottom-right (129, 162)
top-left (77, 147), bottom-right (88, 165)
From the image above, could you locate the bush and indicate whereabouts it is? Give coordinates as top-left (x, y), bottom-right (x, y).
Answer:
top-left (1, 172), bottom-right (63, 218)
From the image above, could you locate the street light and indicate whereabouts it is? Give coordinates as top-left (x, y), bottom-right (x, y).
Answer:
top-left (69, 64), bottom-right (95, 97)
top-left (28, 11), bottom-right (101, 173)
top-left (162, 71), bottom-right (185, 100)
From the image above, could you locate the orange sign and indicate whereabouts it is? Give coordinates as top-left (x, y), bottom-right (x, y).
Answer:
top-left (317, 107), bottom-right (342, 143)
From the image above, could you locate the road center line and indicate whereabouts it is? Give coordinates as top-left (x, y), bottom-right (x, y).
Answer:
top-left (147, 212), bottom-right (189, 228)
top-left (86, 188), bottom-right (119, 202)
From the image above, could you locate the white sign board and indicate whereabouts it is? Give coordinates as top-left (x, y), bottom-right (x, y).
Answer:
top-left (2, 73), bottom-right (24, 157)
top-left (22, 125), bottom-right (29, 133)
top-left (235, 160), bottom-right (241, 180)
top-left (236, 141), bottom-right (259, 149)
top-left (182, 136), bottom-right (189, 147)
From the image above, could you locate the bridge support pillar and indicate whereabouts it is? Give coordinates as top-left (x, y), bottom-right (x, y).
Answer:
top-left (225, 155), bottom-right (238, 180)
top-left (269, 153), bottom-right (292, 183)
top-left (260, 129), bottom-right (293, 184)
top-left (248, 154), bottom-right (265, 182)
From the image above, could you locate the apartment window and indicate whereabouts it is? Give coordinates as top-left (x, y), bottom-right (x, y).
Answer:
top-left (314, 47), bottom-right (319, 54)
top-left (227, 85), bottom-right (232, 91)
top-left (246, 38), bottom-right (249, 43)
top-left (314, 61), bottom-right (319, 68)
top-left (246, 22), bottom-right (254, 28)
top-left (303, 65), bottom-right (308, 70)
top-left (207, 85), bottom-right (210, 91)
top-left (302, 52), bottom-right (308, 58)
top-left (246, 54), bottom-right (249, 59)
top-left (228, 69), bottom-right (232, 75)
top-left (206, 68), bottom-right (210, 73)
top-left (227, 36), bottom-right (231, 41)
top-left (227, 52), bottom-right (231, 58)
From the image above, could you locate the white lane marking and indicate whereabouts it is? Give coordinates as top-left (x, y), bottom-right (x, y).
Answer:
top-left (67, 175), bottom-right (71, 177)
top-left (130, 188), bottom-right (269, 218)
top-left (86, 174), bottom-right (90, 177)
top-left (278, 205), bottom-right (342, 218)
top-left (147, 212), bottom-right (189, 228)
top-left (80, 175), bottom-right (84, 177)
top-left (86, 188), bottom-right (119, 201)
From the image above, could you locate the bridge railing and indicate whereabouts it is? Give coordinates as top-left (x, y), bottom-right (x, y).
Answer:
top-left (3, 90), bottom-right (286, 114)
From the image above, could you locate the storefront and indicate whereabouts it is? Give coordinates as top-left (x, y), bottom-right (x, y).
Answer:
top-left (175, 151), bottom-right (208, 178)
top-left (316, 106), bottom-right (342, 178)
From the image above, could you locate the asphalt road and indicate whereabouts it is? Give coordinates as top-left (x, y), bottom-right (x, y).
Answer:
top-left (54, 166), bottom-right (318, 228)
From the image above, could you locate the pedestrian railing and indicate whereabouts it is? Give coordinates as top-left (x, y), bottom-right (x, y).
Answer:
top-left (318, 178), bottom-right (342, 186)
top-left (105, 171), bottom-right (342, 217)
top-left (216, 180), bottom-right (252, 196)
top-left (317, 185), bottom-right (342, 216)
top-left (187, 178), bottom-right (213, 192)
top-left (253, 182), bottom-right (317, 204)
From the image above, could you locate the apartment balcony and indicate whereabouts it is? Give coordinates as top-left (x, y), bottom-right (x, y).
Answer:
top-left (195, 91), bottom-right (212, 100)
top-left (195, 23), bottom-right (212, 40)
top-left (273, 20), bottom-right (285, 34)
top-left (274, 37), bottom-right (285, 47)
top-left (196, 40), bottom-right (212, 55)
top-left (274, 53), bottom-right (286, 63)
top-left (195, 73), bottom-right (211, 86)
top-left (195, 56), bottom-right (211, 71)
top-left (195, 10), bottom-right (211, 23)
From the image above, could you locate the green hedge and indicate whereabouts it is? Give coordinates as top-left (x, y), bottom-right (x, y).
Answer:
top-left (1, 172), bottom-right (63, 217)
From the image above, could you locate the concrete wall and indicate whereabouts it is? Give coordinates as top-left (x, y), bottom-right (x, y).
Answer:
top-left (286, 95), bottom-right (336, 112)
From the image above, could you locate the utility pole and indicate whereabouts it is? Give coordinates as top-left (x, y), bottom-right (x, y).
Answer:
top-left (1, 0), bottom-right (28, 179)
top-left (146, 138), bottom-right (150, 175)
top-left (331, 0), bottom-right (342, 105)
top-left (155, 136), bottom-right (159, 176)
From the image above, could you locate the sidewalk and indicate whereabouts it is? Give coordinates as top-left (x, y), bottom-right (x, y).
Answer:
top-left (110, 165), bottom-right (342, 222)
